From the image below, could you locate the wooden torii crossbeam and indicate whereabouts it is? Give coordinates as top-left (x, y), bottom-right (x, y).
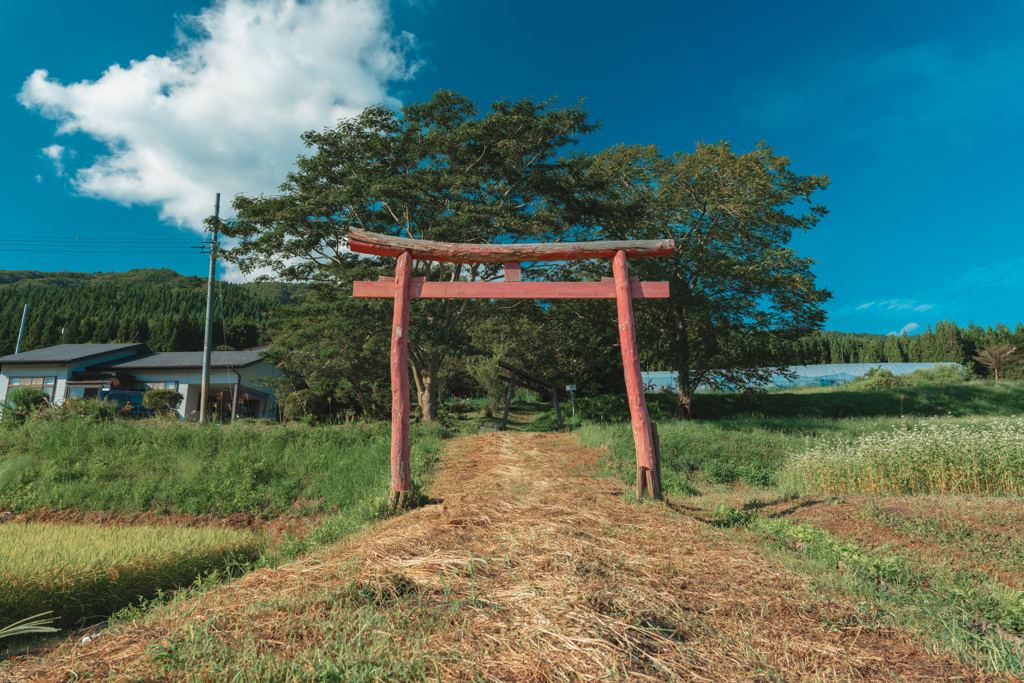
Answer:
top-left (349, 227), bottom-right (674, 507)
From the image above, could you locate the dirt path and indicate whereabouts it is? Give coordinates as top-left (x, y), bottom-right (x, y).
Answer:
top-left (2, 432), bottom-right (1003, 681)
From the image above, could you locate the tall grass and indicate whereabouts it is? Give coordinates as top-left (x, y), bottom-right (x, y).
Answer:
top-left (779, 417), bottom-right (1024, 496)
top-left (577, 380), bottom-right (1024, 422)
top-left (0, 420), bottom-right (446, 516)
top-left (1, 523), bottom-right (262, 630)
top-left (571, 382), bottom-right (1024, 495)
top-left (576, 416), bottom-right (906, 492)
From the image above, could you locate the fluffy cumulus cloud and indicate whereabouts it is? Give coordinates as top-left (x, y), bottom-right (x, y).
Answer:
top-left (19, 0), bottom-right (418, 232)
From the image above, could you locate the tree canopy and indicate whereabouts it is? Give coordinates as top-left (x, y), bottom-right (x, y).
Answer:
top-left (221, 90), bottom-right (603, 420)
top-left (583, 142), bottom-right (832, 417)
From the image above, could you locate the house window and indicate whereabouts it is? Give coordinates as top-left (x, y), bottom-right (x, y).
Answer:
top-left (9, 376), bottom-right (57, 400)
top-left (134, 381), bottom-right (179, 391)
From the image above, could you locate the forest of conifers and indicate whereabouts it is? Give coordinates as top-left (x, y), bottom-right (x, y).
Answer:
top-left (0, 269), bottom-right (303, 355)
top-left (1, 268), bottom-right (1020, 385)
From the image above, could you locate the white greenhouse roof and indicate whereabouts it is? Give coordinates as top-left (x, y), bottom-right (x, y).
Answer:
top-left (642, 363), bottom-right (961, 392)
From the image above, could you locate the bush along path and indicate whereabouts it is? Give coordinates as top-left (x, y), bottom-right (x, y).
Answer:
top-left (2, 433), bottom-right (997, 681)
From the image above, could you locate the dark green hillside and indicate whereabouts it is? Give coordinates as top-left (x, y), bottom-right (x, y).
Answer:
top-left (0, 269), bottom-right (307, 355)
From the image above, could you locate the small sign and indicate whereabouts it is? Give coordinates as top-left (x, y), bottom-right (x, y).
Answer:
top-left (565, 384), bottom-right (577, 392)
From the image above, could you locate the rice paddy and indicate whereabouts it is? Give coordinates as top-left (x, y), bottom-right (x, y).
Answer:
top-left (0, 522), bottom-right (264, 631)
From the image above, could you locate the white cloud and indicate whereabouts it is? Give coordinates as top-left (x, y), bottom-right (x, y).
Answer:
top-left (41, 144), bottom-right (66, 176)
top-left (853, 299), bottom-right (934, 313)
top-left (19, 0), bottom-right (418, 235)
top-left (900, 322), bottom-right (920, 335)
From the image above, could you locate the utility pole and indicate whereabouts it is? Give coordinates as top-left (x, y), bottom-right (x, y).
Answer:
top-left (199, 194), bottom-right (220, 423)
top-left (14, 304), bottom-right (28, 354)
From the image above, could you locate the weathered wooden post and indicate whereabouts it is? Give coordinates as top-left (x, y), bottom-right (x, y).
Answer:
top-left (389, 250), bottom-right (414, 509)
top-left (500, 379), bottom-right (515, 430)
top-left (613, 250), bottom-right (661, 499)
top-left (551, 388), bottom-right (562, 428)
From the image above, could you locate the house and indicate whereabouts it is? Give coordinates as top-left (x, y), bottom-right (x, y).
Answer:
top-left (0, 343), bottom-right (283, 420)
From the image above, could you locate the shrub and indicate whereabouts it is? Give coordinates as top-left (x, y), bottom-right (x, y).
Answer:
top-left (848, 367), bottom-right (901, 390)
top-left (55, 398), bottom-right (119, 423)
top-left (143, 389), bottom-right (184, 416)
top-left (2, 388), bottom-right (51, 423)
top-left (282, 389), bottom-right (328, 421)
top-left (903, 364), bottom-right (973, 385)
top-left (849, 365), bottom-right (973, 391)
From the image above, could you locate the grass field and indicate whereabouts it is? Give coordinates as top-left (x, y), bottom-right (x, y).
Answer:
top-left (0, 419), bottom-right (446, 516)
top-left (1, 522), bottom-right (263, 630)
top-left (3, 381), bottom-right (1023, 678)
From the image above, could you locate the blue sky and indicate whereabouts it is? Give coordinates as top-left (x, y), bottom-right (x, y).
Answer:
top-left (3, 0), bottom-right (1022, 335)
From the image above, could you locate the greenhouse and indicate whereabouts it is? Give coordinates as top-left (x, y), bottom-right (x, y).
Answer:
top-left (641, 363), bottom-right (961, 392)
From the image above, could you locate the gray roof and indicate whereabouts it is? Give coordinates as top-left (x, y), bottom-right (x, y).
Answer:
top-left (98, 350), bottom-right (267, 370)
top-left (0, 344), bottom-right (147, 365)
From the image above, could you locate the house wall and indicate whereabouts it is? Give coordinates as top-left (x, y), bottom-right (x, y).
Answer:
top-left (2, 354), bottom-right (283, 421)
top-left (1, 349), bottom-right (147, 408)
top-left (131, 363), bottom-right (283, 420)
top-left (0, 362), bottom-right (73, 406)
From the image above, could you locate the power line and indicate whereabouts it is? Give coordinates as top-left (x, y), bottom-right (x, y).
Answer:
top-left (0, 237), bottom-right (202, 244)
top-left (0, 248), bottom-right (203, 254)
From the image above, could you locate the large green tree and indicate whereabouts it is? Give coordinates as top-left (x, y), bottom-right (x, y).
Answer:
top-left (585, 142), bottom-right (831, 418)
top-left (221, 90), bottom-right (600, 421)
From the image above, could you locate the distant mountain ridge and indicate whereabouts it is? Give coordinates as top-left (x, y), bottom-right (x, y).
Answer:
top-left (0, 268), bottom-right (307, 355)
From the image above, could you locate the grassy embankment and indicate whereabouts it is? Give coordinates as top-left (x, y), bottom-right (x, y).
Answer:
top-left (0, 419), bottom-right (446, 634)
top-left (574, 380), bottom-right (1024, 674)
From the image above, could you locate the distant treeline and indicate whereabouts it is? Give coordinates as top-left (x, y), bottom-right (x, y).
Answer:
top-left (790, 321), bottom-right (1024, 379)
top-left (2, 268), bottom-right (1020, 384)
top-left (0, 269), bottom-right (306, 355)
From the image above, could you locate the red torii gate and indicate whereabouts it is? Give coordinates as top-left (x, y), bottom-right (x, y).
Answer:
top-left (349, 227), bottom-right (674, 508)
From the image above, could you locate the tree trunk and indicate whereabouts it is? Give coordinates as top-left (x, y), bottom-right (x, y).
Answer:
top-left (410, 351), bottom-right (441, 422)
top-left (676, 391), bottom-right (693, 420)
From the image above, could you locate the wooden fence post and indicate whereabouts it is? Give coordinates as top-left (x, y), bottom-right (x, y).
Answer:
top-left (389, 250), bottom-right (414, 509)
top-left (612, 250), bottom-right (661, 500)
top-left (500, 378), bottom-right (514, 430)
top-left (551, 388), bottom-right (562, 428)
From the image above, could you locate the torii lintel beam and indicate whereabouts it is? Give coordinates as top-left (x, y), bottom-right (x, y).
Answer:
top-left (347, 227), bottom-right (675, 263)
top-left (353, 278), bottom-right (669, 299)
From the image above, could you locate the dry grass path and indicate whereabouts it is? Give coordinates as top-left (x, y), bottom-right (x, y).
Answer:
top-left (2, 432), bottom-right (1005, 681)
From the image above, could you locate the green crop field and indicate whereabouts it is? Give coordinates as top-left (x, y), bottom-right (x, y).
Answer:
top-left (0, 522), bottom-right (263, 630)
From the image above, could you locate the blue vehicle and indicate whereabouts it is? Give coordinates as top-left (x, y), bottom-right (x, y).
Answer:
top-left (99, 389), bottom-right (155, 418)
